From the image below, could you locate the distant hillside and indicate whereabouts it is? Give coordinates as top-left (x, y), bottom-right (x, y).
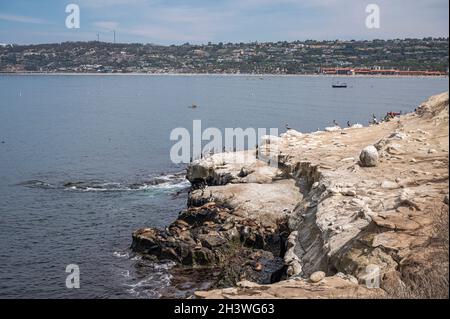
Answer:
top-left (0, 38), bottom-right (448, 74)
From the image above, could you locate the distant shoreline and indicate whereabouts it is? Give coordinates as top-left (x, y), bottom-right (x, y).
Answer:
top-left (0, 72), bottom-right (448, 79)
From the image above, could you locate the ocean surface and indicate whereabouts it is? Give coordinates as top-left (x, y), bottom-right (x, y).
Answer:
top-left (0, 74), bottom-right (448, 298)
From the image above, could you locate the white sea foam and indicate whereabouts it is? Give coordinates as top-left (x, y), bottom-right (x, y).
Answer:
top-left (124, 272), bottom-right (173, 298)
top-left (113, 251), bottom-right (129, 258)
top-left (57, 171), bottom-right (190, 193)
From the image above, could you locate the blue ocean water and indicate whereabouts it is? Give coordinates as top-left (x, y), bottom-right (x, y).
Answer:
top-left (0, 74), bottom-right (448, 298)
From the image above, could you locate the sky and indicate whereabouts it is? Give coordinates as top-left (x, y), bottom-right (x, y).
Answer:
top-left (0, 0), bottom-right (448, 45)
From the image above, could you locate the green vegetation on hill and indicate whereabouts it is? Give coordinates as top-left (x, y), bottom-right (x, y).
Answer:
top-left (0, 38), bottom-right (448, 74)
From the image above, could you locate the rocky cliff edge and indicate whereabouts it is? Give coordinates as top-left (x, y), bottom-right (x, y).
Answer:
top-left (133, 92), bottom-right (449, 298)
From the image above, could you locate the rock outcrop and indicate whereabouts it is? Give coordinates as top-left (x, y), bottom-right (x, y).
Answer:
top-left (195, 276), bottom-right (385, 299)
top-left (132, 92), bottom-right (449, 299)
top-left (132, 202), bottom-right (290, 286)
top-left (133, 153), bottom-right (300, 288)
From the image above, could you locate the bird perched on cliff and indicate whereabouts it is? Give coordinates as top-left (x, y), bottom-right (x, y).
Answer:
top-left (371, 114), bottom-right (379, 125)
top-left (333, 120), bottom-right (339, 127)
top-left (285, 123), bottom-right (292, 130)
top-left (347, 121), bottom-right (351, 127)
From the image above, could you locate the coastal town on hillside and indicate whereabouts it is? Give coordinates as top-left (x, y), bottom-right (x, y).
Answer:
top-left (0, 38), bottom-right (448, 75)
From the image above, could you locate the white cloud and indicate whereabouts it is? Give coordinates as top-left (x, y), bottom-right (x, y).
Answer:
top-left (111, 4), bottom-right (235, 43)
top-left (0, 13), bottom-right (48, 24)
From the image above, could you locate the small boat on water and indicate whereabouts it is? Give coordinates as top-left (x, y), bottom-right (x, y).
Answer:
top-left (332, 81), bottom-right (347, 88)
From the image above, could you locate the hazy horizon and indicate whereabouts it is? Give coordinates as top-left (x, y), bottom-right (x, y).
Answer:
top-left (2, 36), bottom-right (449, 47)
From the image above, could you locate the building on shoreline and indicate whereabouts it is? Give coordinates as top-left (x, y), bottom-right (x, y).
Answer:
top-left (320, 67), bottom-right (447, 76)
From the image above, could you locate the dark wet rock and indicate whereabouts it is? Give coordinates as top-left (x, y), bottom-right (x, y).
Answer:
top-left (128, 183), bottom-right (144, 189)
top-left (132, 203), bottom-right (289, 286)
top-left (214, 249), bottom-right (286, 287)
top-left (221, 221), bottom-right (235, 231)
top-left (63, 181), bottom-right (83, 188)
top-left (238, 167), bottom-right (254, 178)
top-left (197, 232), bottom-right (227, 249)
top-left (192, 248), bottom-right (216, 265)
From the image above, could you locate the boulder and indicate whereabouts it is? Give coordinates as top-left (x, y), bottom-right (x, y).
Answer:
top-left (359, 145), bottom-right (379, 167)
top-left (309, 271), bottom-right (326, 283)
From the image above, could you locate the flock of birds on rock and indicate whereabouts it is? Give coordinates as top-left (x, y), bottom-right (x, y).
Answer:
top-left (187, 103), bottom-right (400, 133)
top-left (285, 112), bottom-right (401, 133)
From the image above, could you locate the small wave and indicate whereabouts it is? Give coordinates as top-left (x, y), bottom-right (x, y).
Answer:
top-left (62, 172), bottom-right (189, 192)
top-left (118, 259), bottom-right (176, 298)
top-left (113, 251), bottom-right (130, 259)
top-left (124, 272), bottom-right (173, 299)
top-left (131, 255), bottom-right (142, 261)
top-left (153, 261), bottom-right (176, 270)
top-left (126, 287), bottom-right (160, 299)
top-left (18, 171), bottom-right (190, 194)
